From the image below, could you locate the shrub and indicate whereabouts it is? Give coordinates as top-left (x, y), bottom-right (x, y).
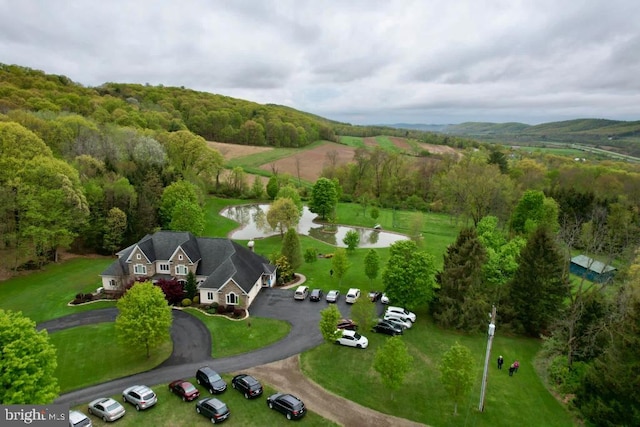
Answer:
top-left (193, 295), bottom-right (200, 304)
top-left (181, 298), bottom-right (192, 307)
top-left (211, 302), bottom-right (219, 310)
top-left (548, 356), bottom-right (588, 394)
top-left (233, 308), bottom-right (246, 318)
top-left (304, 248), bottom-right (318, 263)
top-left (216, 305), bottom-right (227, 314)
top-left (226, 305), bottom-right (235, 313)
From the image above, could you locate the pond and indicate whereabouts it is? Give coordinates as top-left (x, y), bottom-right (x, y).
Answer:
top-left (220, 204), bottom-right (409, 248)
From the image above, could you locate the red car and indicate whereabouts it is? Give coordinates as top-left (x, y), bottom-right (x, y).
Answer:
top-left (169, 380), bottom-right (200, 402)
top-left (337, 318), bottom-right (358, 331)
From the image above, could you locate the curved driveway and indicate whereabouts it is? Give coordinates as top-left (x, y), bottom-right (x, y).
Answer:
top-left (48, 287), bottom-right (333, 407)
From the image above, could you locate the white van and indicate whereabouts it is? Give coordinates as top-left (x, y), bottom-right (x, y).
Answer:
top-left (294, 285), bottom-right (309, 300)
top-left (345, 288), bottom-right (361, 304)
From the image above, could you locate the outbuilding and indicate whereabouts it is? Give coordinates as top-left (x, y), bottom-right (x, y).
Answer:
top-left (570, 255), bottom-right (616, 283)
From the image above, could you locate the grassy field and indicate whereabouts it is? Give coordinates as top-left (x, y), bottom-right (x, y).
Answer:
top-left (338, 135), bottom-right (366, 148)
top-left (73, 376), bottom-right (337, 427)
top-left (50, 323), bottom-right (172, 393)
top-left (301, 311), bottom-right (576, 427)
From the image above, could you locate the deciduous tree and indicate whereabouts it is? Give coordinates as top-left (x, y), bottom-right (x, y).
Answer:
top-left (350, 296), bottom-right (376, 334)
top-left (116, 282), bottom-right (173, 358)
top-left (169, 199), bottom-right (205, 236)
top-left (319, 305), bottom-right (342, 344)
top-left (309, 177), bottom-right (338, 220)
top-left (331, 248), bottom-right (351, 285)
top-left (364, 249), bottom-right (380, 286)
top-left (373, 336), bottom-right (413, 398)
top-left (277, 185), bottom-right (303, 215)
top-left (103, 207), bottom-right (127, 254)
top-left (382, 240), bottom-right (436, 310)
top-left (0, 310), bottom-right (59, 404)
top-left (267, 198), bottom-right (301, 237)
top-left (439, 342), bottom-right (475, 416)
top-left (343, 229), bottom-right (360, 251)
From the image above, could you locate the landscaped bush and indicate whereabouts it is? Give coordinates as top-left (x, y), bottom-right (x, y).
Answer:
top-left (71, 292), bottom-right (95, 304)
top-left (193, 295), bottom-right (199, 304)
top-left (181, 298), bottom-right (192, 307)
top-left (304, 248), bottom-right (318, 263)
top-left (226, 305), bottom-right (235, 313)
top-left (233, 308), bottom-right (246, 318)
top-left (216, 305), bottom-right (227, 314)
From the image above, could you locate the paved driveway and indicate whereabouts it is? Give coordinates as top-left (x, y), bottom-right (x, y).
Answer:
top-left (51, 288), bottom-right (355, 407)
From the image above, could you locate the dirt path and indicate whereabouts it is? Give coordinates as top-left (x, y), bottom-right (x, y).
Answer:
top-left (244, 355), bottom-right (428, 427)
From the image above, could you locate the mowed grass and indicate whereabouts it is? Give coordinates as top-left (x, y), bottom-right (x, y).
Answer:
top-left (184, 309), bottom-right (291, 358)
top-left (50, 323), bottom-right (172, 393)
top-left (338, 135), bottom-right (366, 148)
top-left (0, 257), bottom-right (115, 323)
top-left (73, 376), bottom-right (337, 427)
top-left (301, 311), bottom-right (576, 427)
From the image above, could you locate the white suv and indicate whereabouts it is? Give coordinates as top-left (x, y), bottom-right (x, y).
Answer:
top-left (345, 288), bottom-right (360, 304)
top-left (385, 306), bottom-right (416, 323)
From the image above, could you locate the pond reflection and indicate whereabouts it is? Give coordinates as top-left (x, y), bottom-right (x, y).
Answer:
top-left (220, 204), bottom-right (408, 248)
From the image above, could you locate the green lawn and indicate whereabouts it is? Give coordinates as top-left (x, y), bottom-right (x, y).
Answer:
top-left (301, 311), bottom-right (576, 427)
top-left (50, 323), bottom-right (172, 393)
top-left (184, 309), bottom-right (291, 358)
top-left (73, 376), bottom-right (337, 427)
top-left (0, 257), bottom-right (114, 323)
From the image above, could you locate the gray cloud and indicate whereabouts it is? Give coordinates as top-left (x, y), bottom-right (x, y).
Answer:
top-left (0, 0), bottom-right (638, 124)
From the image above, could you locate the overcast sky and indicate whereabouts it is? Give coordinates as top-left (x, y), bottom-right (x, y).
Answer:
top-left (1, 0), bottom-right (639, 125)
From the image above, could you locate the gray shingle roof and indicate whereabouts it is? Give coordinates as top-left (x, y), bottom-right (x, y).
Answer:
top-left (101, 231), bottom-right (274, 293)
top-left (570, 255), bottom-right (616, 274)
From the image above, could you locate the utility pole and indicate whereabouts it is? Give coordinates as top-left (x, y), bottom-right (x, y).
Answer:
top-left (479, 305), bottom-right (497, 412)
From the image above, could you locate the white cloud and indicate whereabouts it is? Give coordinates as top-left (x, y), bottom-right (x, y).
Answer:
top-left (0, 0), bottom-right (638, 124)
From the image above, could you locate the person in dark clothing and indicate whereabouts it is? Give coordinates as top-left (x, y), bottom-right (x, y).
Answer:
top-left (509, 363), bottom-right (515, 376)
top-left (497, 355), bottom-right (504, 370)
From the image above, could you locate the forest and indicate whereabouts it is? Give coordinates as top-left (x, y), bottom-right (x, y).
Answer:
top-left (1, 63), bottom-right (639, 425)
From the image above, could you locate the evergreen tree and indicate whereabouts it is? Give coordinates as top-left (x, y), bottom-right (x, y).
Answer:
top-left (266, 175), bottom-right (279, 200)
top-left (507, 226), bottom-right (570, 336)
top-left (185, 271), bottom-right (198, 300)
top-left (364, 249), bottom-right (380, 286)
top-left (432, 227), bottom-right (488, 332)
top-left (281, 228), bottom-right (303, 271)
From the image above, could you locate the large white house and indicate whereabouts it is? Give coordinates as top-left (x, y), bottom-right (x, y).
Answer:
top-left (100, 231), bottom-right (276, 308)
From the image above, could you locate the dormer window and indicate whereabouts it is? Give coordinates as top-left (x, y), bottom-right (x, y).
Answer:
top-left (136, 254), bottom-right (141, 260)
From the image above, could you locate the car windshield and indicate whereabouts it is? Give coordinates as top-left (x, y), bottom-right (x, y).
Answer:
top-left (210, 374), bottom-right (222, 381)
top-left (353, 332), bottom-right (362, 339)
top-left (106, 402), bottom-right (121, 411)
top-left (217, 403), bottom-right (229, 413)
top-left (184, 384), bottom-right (196, 393)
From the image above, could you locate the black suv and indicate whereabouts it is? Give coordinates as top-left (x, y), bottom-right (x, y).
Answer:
top-left (372, 320), bottom-right (403, 336)
top-left (267, 393), bottom-right (306, 420)
top-left (309, 289), bottom-right (323, 302)
top-left (195, 397), bottom-right (230, 423)
top-left (231, 374), bottom-right (263, 399)
top-left (196, 366), bottom-right (227, 394)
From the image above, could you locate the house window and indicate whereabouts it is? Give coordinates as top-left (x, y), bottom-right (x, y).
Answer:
top-left (175, 265), bottom-right (188, 275)
top-left (134, 264), bottom-right (147, 275)
top-left (136, 254), bottom-right (141, 260)
top-left (109, 279), bottom-right (117, 288)
top-left (226, 292), bottom-right (239, 305)
top-left (159, 263), bottom-right (170, 273)
top-left (178, 254), bottom-right (183, 260)
top-left (207, 292), bottom-right (214, 301)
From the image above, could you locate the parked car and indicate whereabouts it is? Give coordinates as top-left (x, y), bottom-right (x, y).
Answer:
top-left (336, 318), bottom-right (358, 330)
top-left (335, 329), bottom-right (368, 348)
top-left (383, 311), bottom-right (413, 326)
top-left (345, 288), bottom-right (361, 304)
top-left (325, 289), bottom-right (340, 303)
top-left (87, 398), bottom-right (125, 422)
top-left (122, 385), bottom-right (157, 411)
top-left (169, 379), bottom-right (200, 401)
top-left (380, 293), bottom-right (389, 304)
top-left (195, 397), bottom-right (230, 424)
top-left (69, 410), bottom-right (92, 427)
top-left (383, 315), bottom-right (412, 329)
top-left (231, 374), bottom-right (263, 399)
top-left (293, 285), bottom-right (309, 300)
top-left (196, 366), bottom-right (227, 394)
top-left (309, 288), bottom-right (323, 301)
top-left (385, 306), bottom-right (416, 322)
top-left (372, 320), bottom-right (404, 336)
top-left (368, 291), bottom-right (382, 302)
top-left (266, 393), bottom-right (306, 420)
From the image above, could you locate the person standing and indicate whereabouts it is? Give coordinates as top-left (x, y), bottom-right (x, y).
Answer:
top-left (497, 355), bottom-right (504, 370)
top-left (509, 363), bottom-right (515, 376)
top-left (514, 360), bottom-right (520, 373)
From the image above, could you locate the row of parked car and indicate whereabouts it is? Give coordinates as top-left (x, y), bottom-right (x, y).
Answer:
top-left (68, 366), bottom-right (306, 425)
top-left (295, 285), bottom-right (391, 305)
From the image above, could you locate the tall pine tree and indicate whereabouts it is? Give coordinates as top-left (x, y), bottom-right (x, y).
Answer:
top-left (432, 227), bottom-right (488, 332)
top-left (506, 226), bottom-right (570, 336)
